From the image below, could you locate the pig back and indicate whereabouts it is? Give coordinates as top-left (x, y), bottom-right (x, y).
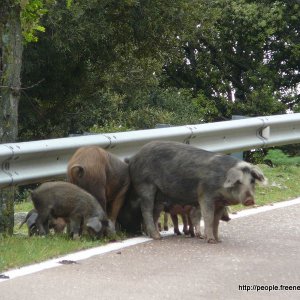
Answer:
top-left (67, 146), bottom-right (130, 209)
top-left (128, 141), bottom-right (238, 201)
top-left (31, 181), bottom-right (104, 219)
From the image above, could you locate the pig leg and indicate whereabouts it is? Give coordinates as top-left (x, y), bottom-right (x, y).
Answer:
top-left (189, 206), bottom-right (203, 238)
top-left (213, 206), bottom-right (226, 242)
top-left (199, 197), bottom-right (216, 243)
top-left (184, 205), bottom-right (195, 236)
top-left (94, 188), bottom-right (107, 213)
top-left (139, 185), bottom-right (161, 239)
top-left (157, 221), bottom-right (162, 232)
top-left (35, 213), bottom-right (50, 236)
top-left (108, 184), bottom-right (129, 227)
top-left (170, 213), bottom-right (181, 235)
top-left (153, 203), bottom-right (164, 232)
top-left (69, 218), bottom-right (82, 240)
top-left (181, 213), bottom-right (189, 235)
top-left (187, 215), bottom-right (195, 237)
top-left (220, 206), bottom-right (231, 222)
top-left (163, 212), bottom-right (169, 231)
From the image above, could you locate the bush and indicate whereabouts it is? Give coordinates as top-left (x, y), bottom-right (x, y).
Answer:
top-left (264, 149), bottom-right (300, 166)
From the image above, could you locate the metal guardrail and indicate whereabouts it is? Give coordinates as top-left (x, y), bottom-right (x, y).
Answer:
top-left (1, 113), bottom-right (300, 188)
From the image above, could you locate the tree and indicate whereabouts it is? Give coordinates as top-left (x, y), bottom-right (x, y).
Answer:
top-left (0, 1), bottom-right (24, 235)
top-left (0, 0), bottom-right (54, 235)
top-left (18, 1), bottom-right (189, 138)
top-left (163, 0), bottom-right (300, 120)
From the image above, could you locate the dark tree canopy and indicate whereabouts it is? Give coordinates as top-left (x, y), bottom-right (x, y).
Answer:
top-left (13, 0), bottom-right (300, 140)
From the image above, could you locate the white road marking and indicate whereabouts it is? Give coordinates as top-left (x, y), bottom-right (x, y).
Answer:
top-left (229, 197), bottom-right (300, 219)
top-left (1, 197), bottom-right (300, 283)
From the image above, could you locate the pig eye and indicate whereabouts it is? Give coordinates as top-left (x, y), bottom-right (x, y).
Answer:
top-left (235, 180), bottom-right (242, 185)
top-left (251, 178), bottom-right (255, 184)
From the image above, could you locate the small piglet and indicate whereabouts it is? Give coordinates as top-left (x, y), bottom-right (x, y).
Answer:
top-left (31, 181), bottom-right (113, 239)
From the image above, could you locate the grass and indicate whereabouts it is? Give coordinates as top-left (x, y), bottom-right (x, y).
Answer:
top-left (1, 200), bottom-right (127, 272)
top-left (1, 161), bottom-right (300, 273)
top-left (0, 235), bottom-right (109, 272)
top-left (14, 201), bottom-right (33, 214)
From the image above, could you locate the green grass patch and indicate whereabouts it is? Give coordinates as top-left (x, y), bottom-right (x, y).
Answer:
top-left (0, 235), bottom-right (109, 272)
top-left (1, 200), bottom-right (127, 272)
top-left (1, 162), bottom-right (299, 273)
top-left (14, 201), bottom-right (33, 213)
top-left (264, 149), bottom-right (300, 166)
top-left (0, 230), bottom-right (127, 273)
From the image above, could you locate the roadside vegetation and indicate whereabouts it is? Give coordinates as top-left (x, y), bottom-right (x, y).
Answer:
top-left (0, 149), bottom-right (299, 273)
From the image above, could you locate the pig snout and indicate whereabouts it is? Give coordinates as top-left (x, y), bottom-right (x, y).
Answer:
top-left (243, 198), bottom-right (255, 206)
top-left (242, 191), bottom-right (255, 206)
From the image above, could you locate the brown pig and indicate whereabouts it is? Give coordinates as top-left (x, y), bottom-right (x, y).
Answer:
top-left (67, 146), bottom-right (130, 232)
top-left (164, 205), bottom-right (195, 236)
top-left (160, 204), bottom-right (231, 238)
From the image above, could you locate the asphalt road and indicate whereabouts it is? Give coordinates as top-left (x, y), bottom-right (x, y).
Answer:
top-left (1, 201), bottom-right (300, 300)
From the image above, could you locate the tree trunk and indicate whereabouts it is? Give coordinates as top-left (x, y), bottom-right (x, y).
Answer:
top-left (0, 4), bottom-right (23, 235)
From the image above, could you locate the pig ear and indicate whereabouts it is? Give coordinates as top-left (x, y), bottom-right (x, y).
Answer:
top-left (86, 217), bottom-right (102, 233)
top-left (71, 164), bottom-right (85, 178)
top-left (223, 168), bottom-right (244, 188)
top-left (251, 166), bottom-right (268, 185)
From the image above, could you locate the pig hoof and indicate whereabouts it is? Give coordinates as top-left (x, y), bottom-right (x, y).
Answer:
top-left (207, 238), bottom-right (217, 244)
top-left (195, 233), bottom-right (205, 239)
top-left (73, 234), bottom-right (80, 240)
top-left (157, 222), bottom-right (162, 231)
top-left (151, 232), bottom-right (162, 240)
top-left (244, 198), bottom-right (255, 206)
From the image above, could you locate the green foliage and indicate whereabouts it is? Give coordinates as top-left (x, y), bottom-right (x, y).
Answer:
top-left (126, 107), bottom-right (173, 130)
top-left (19, 0), bottom-right (73, 43)
top-left (17, 0), bottom-right (300, 140)
top-left (244, 149), bottom-right (267, 165)
top-left (20, 0), bottom-right (49, 42)
top-left (164, 0), bottom-right (300, 119)
top-left (193, 92), bottom-right (231, 122)
top-left (264, 149), bottom-right (300, 166)
top-left (89, 88), bottom-right (202, 133)
top-left (233, 86), bottom-right (286, 116)
top-left (90, 123), bottom-right (132, 134)
top-left (278, 143), bottom-right (300, 157)
top-left (19, 1), bottom-right (203, 139)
